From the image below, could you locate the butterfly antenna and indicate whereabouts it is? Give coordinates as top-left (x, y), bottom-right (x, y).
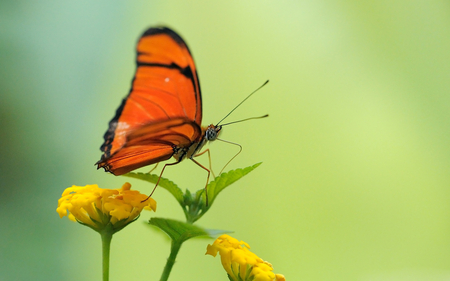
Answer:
top-left (220, 114), bottom-right (269, 126)
top-left (216, 80), bottom-right (269, 126)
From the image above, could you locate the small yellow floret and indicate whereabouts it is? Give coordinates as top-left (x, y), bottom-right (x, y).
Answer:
top-left (206, 234), bottom-right (285, 281)
top-left (56, 183), bottom-right (156, 232)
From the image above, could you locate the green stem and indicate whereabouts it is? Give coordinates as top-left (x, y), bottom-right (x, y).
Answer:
top-left (160, 240), bottom-right (183, 281)
top-left (100, 228), bottom-right (113, 281)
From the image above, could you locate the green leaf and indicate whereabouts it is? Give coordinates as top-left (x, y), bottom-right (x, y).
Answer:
top-left (122, 172), bottom-right (184, 203)
top-left (123, 163), bottom-right (262, 224)
top-left (148, 217), bottom-right (231, 243)
top-left (205, 162), bottom-right (262, 206)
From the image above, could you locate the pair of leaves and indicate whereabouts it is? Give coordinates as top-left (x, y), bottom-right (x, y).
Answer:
top-left (123, 163), bottom-right (262, 242)
top-left (124, 162), bottom-right (262, 223)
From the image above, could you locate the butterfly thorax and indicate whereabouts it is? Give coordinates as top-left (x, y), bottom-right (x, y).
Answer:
top-left (172, 124), bottom-right (221, 162)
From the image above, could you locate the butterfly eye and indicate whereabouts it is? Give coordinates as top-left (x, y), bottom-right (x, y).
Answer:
top-left (205, 126), bottom-right (220, 141)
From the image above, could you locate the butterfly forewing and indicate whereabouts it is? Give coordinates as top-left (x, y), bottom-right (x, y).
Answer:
top-left (126, 118), bottom-right (202, 147)
top-left (97, 27), bottom-right (203, 175)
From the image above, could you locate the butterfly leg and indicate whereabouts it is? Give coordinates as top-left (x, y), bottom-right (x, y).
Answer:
top-left (190, 158), bottom-right (211, 206)
top-left (142, 161), bottom-right (179, 202)
top-left (194, 149), bottom-right (216, 179)
top-left (216, 139), bottom-right (243, 176)
top-left (147, 162), bottom-right (159, 174)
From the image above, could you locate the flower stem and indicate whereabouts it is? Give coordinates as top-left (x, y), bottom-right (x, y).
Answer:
top-left (160, 240), bottom-right (183, 281)
top-left (100, 228), bottom-right (113, 281)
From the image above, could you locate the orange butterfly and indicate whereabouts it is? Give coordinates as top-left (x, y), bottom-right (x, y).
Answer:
top-left (96, 26), bottom-right (267, 194)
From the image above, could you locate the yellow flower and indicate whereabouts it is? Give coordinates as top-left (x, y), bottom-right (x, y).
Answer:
top-left (56, 182), bottom-right (156, 233)
top-left (206, 234), bottom-right (285, 281)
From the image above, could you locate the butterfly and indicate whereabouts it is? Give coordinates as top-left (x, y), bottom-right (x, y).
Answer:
top-left (96, 26), bottom-right (267, 194)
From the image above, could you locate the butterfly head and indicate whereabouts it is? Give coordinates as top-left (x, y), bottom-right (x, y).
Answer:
top-left (205, 124), bottom-right (222, 141)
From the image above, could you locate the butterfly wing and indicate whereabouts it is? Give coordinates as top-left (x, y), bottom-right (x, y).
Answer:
top-left (97, 27), bottom-right (202, 175)
top-left (100, 118), bottom-right (202, 175)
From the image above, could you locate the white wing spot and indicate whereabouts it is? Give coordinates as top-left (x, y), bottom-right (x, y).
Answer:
top-left (117, 122), bottom-right (130, 130)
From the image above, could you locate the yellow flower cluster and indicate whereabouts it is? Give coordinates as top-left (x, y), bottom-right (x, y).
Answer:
top-left (56, 183), bottom-right (156, 232)
top-left (206, 234), bottom-right (285, 281)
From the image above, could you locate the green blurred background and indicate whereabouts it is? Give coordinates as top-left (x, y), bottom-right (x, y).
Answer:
top-left (1, 1), bottom-right (450, 280)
